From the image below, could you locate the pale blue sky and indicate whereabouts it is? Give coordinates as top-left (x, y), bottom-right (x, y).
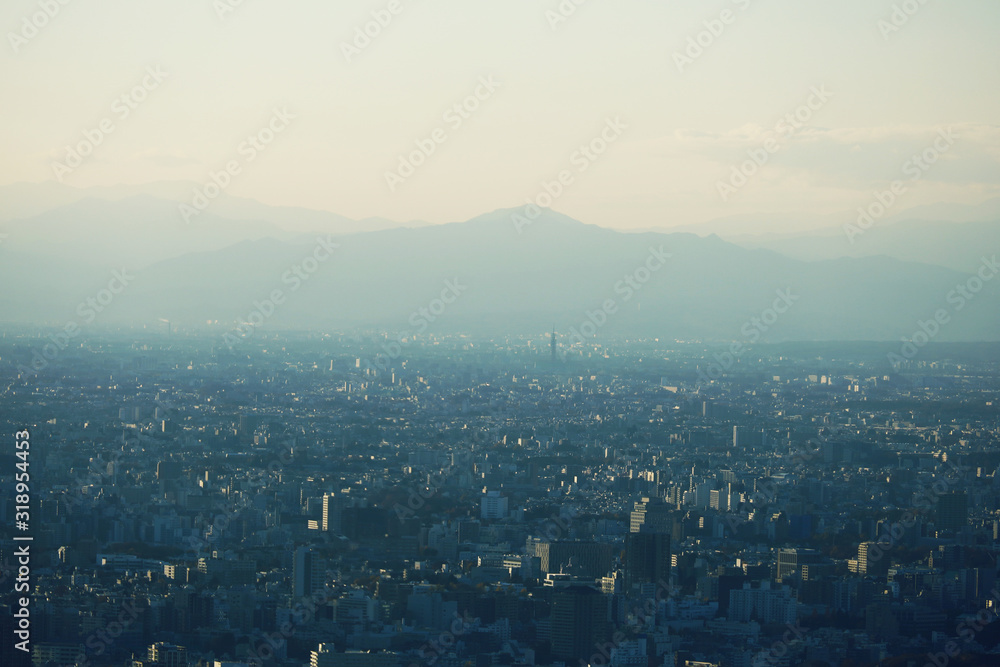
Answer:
top-left (2, 0), bottom-right (998, 229)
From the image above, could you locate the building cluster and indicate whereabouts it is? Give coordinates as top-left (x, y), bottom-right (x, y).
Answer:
top-left (1, 331), bottom-right (1000, 666)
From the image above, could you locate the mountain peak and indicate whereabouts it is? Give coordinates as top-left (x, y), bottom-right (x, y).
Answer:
top-left (460, 207), bottom-right (590, 229)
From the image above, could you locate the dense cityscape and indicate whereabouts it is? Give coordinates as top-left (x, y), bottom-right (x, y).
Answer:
top-left (2, 330), bottom-right (1000, 667)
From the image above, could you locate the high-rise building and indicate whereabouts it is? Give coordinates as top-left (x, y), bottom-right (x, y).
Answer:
top-left (31, 644), bottom-right (86, 667)
top-left (322, 493), bottom-right (344, 533)
top-left (857, 542), bottom-right (888, 576)
top-left (728, 581), bottom-right (797, 624)
top-left (147, 642), bottom-right (189, 667)
top-left (538, 541), bottom-right (616, 578)
top-left (709, 488), bottom-right (729, 512)
top-left (630, 497), bottom-right (673, 533)
top-left (929, 544), bottom-right (963, 571)
top-left (481, 490), bottom-right (508, 520)
top-left (776, 548), bottom-right (822, 582)
top-left (733, 426), bottom-right (766, 448)
top-left (624, 532), bottom-right (671, 589)
top-left (550, 586), bottom-right (609, 662)
top-left (551, 327), bottom-right (557, 361)
top-left (197, 557), bottom-right (257, 587)
top-left (294, 547), bottom-right (326, 599)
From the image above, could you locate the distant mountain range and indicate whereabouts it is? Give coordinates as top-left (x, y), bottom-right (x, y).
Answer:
top-left (0, 182), bottom-right (997, 343)
top-left (673, 197), bottom-right (1000, 275)
top-left (720, 216), bottom-right (1000, 274)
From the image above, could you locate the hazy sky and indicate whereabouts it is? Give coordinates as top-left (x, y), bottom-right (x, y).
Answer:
top-left (2, 0), bottom-right (999, 230)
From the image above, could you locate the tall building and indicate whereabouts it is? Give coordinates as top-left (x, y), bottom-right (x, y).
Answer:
top-left (776, 548), bottom-right (822, 582)
top-left (197, 557), bottom-right (256, 587)
top-left (728, 581), bottom-right (797, 624)
top-left (550, 586), bottom-right (609, 662)
top-left (481, 490), bottom-right (508, 520)
top-left (630, 497), bottom-right (673, 533)
top-left (147, 642), bottom-right (189, 667)
top-left (930, 544), bottom-right (963, 571)
top-left (32, 645), bottom-right (86, 666)
top-left (538, 541), bottom-right (616, 578)
top-left (624, 532), bottom-right (671, 589)
top-left (709, 488), bottom-right (730, 512)
top-left (733, 426), bottom-right (766, 448)
top-left (857, 542), bottom-right (888, 576)
top-left (551, 327), bottom-right (557, 361)
top-left (322, 493), bottom-right (344, 533)
top-left (294, 547), bottom-right (326, 599)
top-left (936, 492), bottom-right (968, 533)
